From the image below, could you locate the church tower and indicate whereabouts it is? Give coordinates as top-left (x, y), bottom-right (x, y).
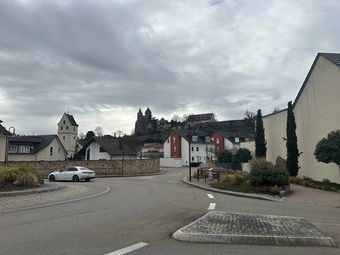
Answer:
top-left (57, 113), bottom-right (78, 159)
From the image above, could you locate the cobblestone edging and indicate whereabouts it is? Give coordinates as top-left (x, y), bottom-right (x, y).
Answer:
top-left (0, 183), bottom-right (65, 197)
top-left (182, 177), bottom-right (281, 202)
top-left (172, 211), bottom-right (336, 247)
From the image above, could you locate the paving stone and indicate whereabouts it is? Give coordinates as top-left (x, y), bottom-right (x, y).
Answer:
top-left (173, 211), bottom-right (336, 247)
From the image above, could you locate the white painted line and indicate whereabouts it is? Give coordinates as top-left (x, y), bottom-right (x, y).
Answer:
top-left (208, 203), bottom-right (216, 210)
top-left (168, 180), bottom-right (179, 183)
top-left (207, 193), bottom-right (214, 199)
top-left (105, 242), bottom-right (149, 255)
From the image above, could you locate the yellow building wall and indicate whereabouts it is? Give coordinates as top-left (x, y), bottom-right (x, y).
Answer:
top-left (0, 136), bottom-right (7, 162)
top-left (8, 138), bottom-right (66, 162)
top-left (263, 110), bottom-right (287, 163)
top-left (294, 56), bottom-right (340, 183)
top-left (264, 56), bottom-right (340, 183)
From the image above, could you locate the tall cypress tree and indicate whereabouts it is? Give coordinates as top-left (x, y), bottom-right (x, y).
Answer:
top-left (286, 101), bottom-right (299, 176)
top-left (255, 109), bottom-right (267, 158)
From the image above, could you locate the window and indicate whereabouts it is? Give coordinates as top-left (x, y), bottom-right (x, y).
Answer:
top-left (18, 145), bottom-right (31, 154)
top-left (61, 126), bottom-right (63, 130)
top-left (74, 127), bottom-right (75, 131)
top-left (9, 145), bottom-right (17, 153)
top-left (49, 147), bottom-right (53, 157)
top-left (192, 157), bottom-right (194, 162)
top-left (205, 136), bottom-right (210, 143)
top-left (99, 147), bottom-right (106, 152)
top-left (235, 137), bottom-right (240, 143)
top-left (63, 120), bottom-right (65, 124)
top-left (196, 147), bottom-right (199, 152)
top-left (192, 136), bottom-right (198, 142)
top-left (173, 146), bottom-right (176, 152)
top-left (63, 136), bottom-right (65, 140)
top-left (216, 138), bottom-right (219, 144)
top-left (66, 126), bottom-right (68, 130)
top-left (167, 139), bottom-right (170, 143)
top-left (67, 167), bottom-right (77, 172)
top-left (74, 136), bottom-right (76, 140)
top-left (58, 147), bottom-right (61, 153)
top-left (191, 147), bottom-right (194, 151)
top-left (172, 137), bottom-right (176, 142)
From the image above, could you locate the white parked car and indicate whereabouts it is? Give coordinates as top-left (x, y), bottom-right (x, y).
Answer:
top-left (48, 166), bottom-right (95, 182)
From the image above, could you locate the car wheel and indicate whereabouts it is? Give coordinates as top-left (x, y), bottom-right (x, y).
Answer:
top-left (48, 175), bottom-right (55, 182)
top-left (85, 178), bottom-right (90, 182)
top-left (72, 175), bottom-right (80, 182)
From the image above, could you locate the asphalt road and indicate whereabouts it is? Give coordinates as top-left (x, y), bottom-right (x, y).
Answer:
top-left (0, 167), bottom-right (339, 255)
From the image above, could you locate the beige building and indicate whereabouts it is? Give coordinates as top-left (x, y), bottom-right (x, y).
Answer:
top-left (8, 135), bottom-right (67, 161)
top-left (58, 113), bottom-right (78, 159)
top-left (264, 53), bottom-right (340, 184)
top-left (0, 121), bottom-right (12, 162)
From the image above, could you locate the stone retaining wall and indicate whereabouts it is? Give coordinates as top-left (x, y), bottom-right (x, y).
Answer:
top-left (0, 158), bottom-right (160, 177)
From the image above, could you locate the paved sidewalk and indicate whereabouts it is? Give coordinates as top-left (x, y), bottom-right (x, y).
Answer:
top-left (284, 185), bottom-right (340, 208)
top-left (173, 211), bottom-right (335, 247)
top-left (0, 182), bottom-right (109, 214)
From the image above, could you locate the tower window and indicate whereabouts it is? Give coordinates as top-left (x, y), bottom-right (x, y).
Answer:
top-left (50, 147), bottom-right (53, 156)
top-left (63, 136), bottom-right (65, 140)
top-left (63, 120), bottom-right (65, 124)
top-left (66, 126), bottom-right (68, 130)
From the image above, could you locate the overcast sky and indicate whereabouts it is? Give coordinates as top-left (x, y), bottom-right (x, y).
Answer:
top-left (1, 0), bottom-right (340, 135)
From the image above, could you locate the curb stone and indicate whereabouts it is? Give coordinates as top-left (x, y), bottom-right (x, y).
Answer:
top-left (1, 184), bottom-right (110, 214)
top-left (182, 177), bottom-right (281, 202)
top-left (0, 183), bottom-right (65, 197)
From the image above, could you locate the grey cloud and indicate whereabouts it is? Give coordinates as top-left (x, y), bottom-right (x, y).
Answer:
top-left (1, 0), bottom-right (340, 134)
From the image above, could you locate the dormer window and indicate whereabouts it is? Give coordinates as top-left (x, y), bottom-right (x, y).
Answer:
top-left (63, 120), bottom-right (66, 124)
top-left (192, 136), bottom-right (198, 142)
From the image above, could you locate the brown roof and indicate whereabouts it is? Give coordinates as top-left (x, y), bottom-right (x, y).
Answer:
top-left (92, 135), bottom-right (137, 155)
top-left (186, 113), bottom-right (215, 123)
top-left (143, 143), bottom-right (164, 149)
top-left (0, 123), bottom-right (12, 136)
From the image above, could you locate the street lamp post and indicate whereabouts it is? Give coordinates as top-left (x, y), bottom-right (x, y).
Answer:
top-left (188, 125), bottom-right (192, 182)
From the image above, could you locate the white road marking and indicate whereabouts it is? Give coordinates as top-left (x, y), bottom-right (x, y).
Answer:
top-left (207, 193), bottom-right (214, 199)
top-left (105, 242), bottom-right (149, 255)
top-left (168, 180), bottom-right (179, 183)
top-left (208, 203), bottom-right (216, 210)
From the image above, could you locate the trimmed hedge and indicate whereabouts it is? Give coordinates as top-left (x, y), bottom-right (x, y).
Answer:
top-left (249, 162), bottom-right (289, 186)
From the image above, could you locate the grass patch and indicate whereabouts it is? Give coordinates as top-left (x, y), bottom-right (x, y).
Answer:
top-left (290, 176), bottom-right (340, 192)
top-left (211, 178), bottom-right (255, 193)
top-left (210, 173), bottom-right (283, 195)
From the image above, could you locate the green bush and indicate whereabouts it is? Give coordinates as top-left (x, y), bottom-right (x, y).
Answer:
top-left (234, 148), bottom-right (252, 163)
top-left (218, 150), bottom-right (233, 163)
top-left (249, 162), bottom-right (289, 186)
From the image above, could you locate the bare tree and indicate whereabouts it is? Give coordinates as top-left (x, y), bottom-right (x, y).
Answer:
top-left (116, 130), bottom-right (124, 137)
top-left (94, 126), bottom-right (103, 137)
top-left (244, 110), bottom-right (256, 120)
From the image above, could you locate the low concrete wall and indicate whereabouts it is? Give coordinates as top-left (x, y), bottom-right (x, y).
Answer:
top-left (160, 158), bottom-right (183, 167)
top-left (0, 158), bottom-right (160, 177)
